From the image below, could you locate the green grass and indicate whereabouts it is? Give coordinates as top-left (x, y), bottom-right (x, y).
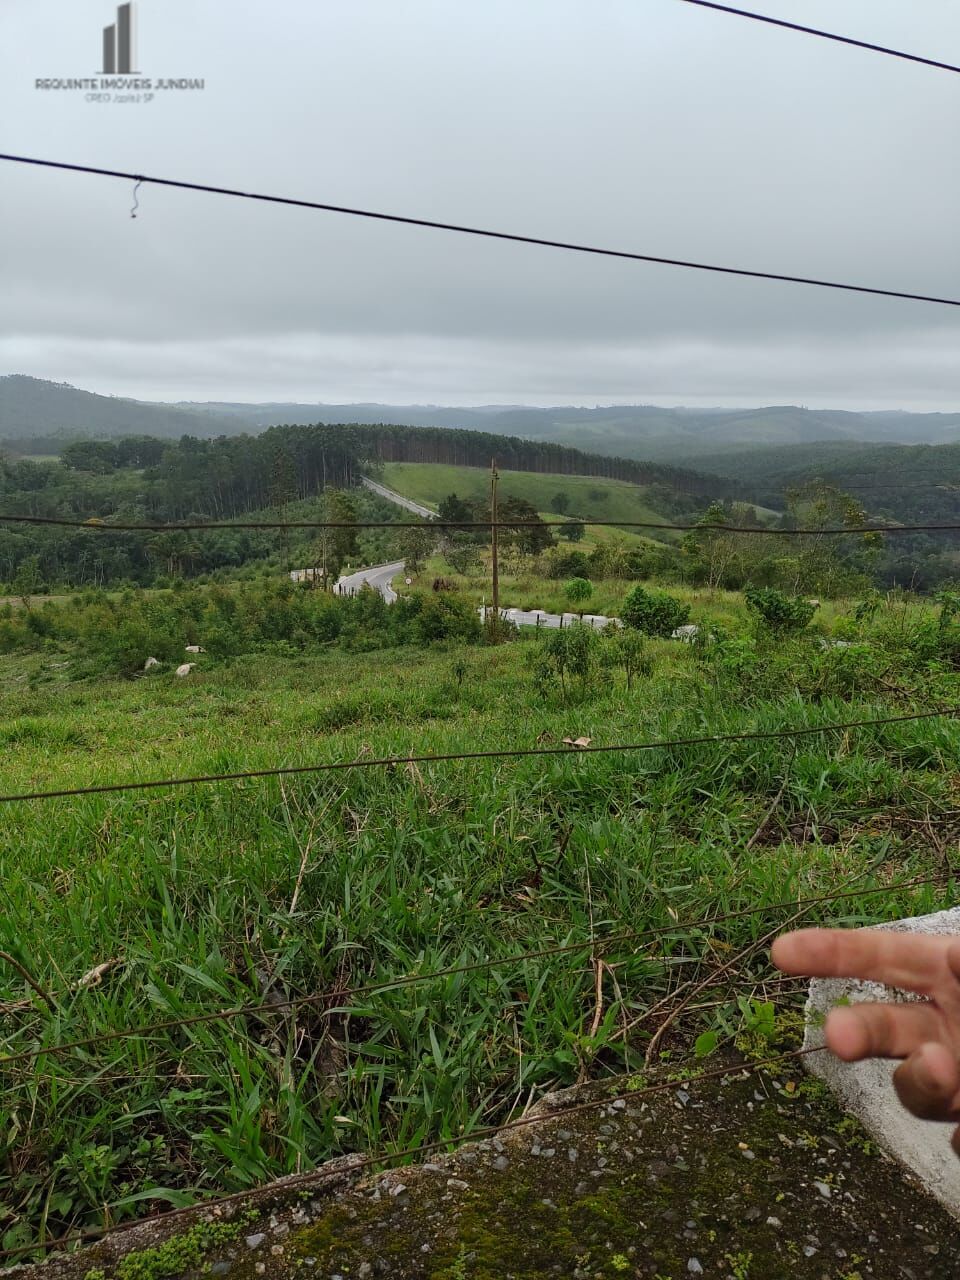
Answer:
top-left (0, 606), bottom-right (957, 1254)
top-left (379, 462), bottom-right (681, 537)
top-left (400, 554), bottom-right (865, 625)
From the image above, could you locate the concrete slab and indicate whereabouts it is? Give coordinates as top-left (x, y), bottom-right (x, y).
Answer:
top-left (16, 1053), bottom-right (960, 1280)
top-left (804, 905), bottom-right (960, 1218)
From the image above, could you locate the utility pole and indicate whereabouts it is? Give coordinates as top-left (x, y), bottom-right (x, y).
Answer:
top-left (490, 456), bottom-right (500, 637)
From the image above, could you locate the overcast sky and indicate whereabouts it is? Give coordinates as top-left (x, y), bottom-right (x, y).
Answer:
top-left (1, 0), bottom-right (958, 410)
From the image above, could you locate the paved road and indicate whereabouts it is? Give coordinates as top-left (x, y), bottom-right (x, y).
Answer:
top-left (361, 476), bottom-right (435, 519)
top-left (334, 560), bottom-right (405, 603)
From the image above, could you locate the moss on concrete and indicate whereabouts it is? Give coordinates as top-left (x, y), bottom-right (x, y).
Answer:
top-left (242, 1061), bottom-right (960, 1278)
top-left (15, 1058), bottom-right (960, 1280)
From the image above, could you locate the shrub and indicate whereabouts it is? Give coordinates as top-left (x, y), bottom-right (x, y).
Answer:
top-left (412, 592), bottom-right (481, 644)
top-left (744, 588), bottom-right (815, 633)
top-left (546, 550), bottom-right (591, 581)
top-left (621, 586), bottom-right (690, 637)
top-left (600, 627), bottom-right (651, 690)
top-left (563, 577), bottom-right (593, 606)
top-left (529, 624), bottom-right (599, 700)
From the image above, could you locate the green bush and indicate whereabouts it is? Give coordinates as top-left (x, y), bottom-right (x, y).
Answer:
top-left (621, 586), bottom-right (690, 637)
top-left (600, 627), bottom-right (651, 690)
top-left (410, 592), bottom-right (481, 644)
top-left (563, 577), bottom-right (593, 605)
top-left (529, 624), bottom-right (599, 700)
top-left (546, 550), bottom-right (591, 580)
top-left (744, 588), bottom-right (815, 633)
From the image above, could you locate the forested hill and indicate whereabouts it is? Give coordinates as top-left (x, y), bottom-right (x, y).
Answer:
top-left (177, 400), bottom-right (960, 457)
top-left (0, 424), bottom-right (728, 525)
top-left (351, 423), bottom-right (721, 498)
top-left (0, 375), bottom-right (238, 440)
top-left (691, 440), bottom-right (960, 526)
top-left (4, 377), bottom-right (958, 462)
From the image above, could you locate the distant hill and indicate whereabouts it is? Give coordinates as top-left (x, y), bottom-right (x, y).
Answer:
top-left (693, 439), bottom-right (960, 526)
top-left (3, 377), bottom-right (958, 461)
top-left (177, 400), bottom-right (960, 461)
top-left (0, 375), bottom-right (239, 440)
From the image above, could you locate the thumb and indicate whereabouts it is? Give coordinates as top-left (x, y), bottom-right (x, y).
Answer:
top-left (893, 1042), bottom-right (960, 1122)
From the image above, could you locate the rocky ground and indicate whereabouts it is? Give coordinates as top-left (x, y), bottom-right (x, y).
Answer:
top-left (11, 1054), bottom-right (960, 1280)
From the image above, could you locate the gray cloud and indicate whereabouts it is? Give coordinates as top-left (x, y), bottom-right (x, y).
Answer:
top-left (1, 0), bottom-right (958, 409)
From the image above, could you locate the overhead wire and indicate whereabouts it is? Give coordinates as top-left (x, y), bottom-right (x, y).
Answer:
top-left (676, 1), bottom-right (960, 76)
top-left (0, 511), bottom-right (957, 535)
top-left (0, 153), bottom-right (957, 309)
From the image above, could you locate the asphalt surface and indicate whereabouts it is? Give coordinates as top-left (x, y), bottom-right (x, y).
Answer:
top-left (361, 476), bottom-right (435, 519)
top-left (334, 560), bottom-right (405, 603)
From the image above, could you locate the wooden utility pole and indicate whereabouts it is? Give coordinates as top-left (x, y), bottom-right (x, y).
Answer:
top-left (490, 456), bottom-right (500, 636)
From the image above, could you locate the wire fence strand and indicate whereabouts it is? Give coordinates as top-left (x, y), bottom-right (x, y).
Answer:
top-left (2, 864), bottom-right (952, 1070)
top-left (0, 706), bottom-right (954, 805)
top-left (0, 511), bottom-right (958, 534)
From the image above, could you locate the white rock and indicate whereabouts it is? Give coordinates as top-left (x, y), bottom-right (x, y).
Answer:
top-left (175, 663), bottom-right (195, 677)
top-left (804, 905), bottom-right (960, 1217)
top-left (671, 624), bottom-right (700, 641)
top-left (143, 656), bottom-right (160, 670)
top-left (185, 645), bottom-right (206, 654)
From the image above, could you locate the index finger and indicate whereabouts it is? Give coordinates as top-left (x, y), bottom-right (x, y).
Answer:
top-left (771, 927), bottom-right (950, 996)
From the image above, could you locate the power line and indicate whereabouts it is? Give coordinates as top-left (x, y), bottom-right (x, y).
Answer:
top-left (1, 153), bottom-right (957, 309)
top-left (0, 866), bottom-right (948, 1070)
top-left (676, 1), bottom-right (960, 75)
top-left (0, 706), bottom-right (953, 806)
top-left (0, 1043), bottom-right (826, 1262)
top-left (0, 511), bottom-right (957, 535)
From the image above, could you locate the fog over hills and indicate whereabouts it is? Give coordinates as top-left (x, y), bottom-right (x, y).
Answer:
top-left (2, 375), bottom-right (959, 464)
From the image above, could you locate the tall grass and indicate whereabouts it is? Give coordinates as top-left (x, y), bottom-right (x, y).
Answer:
top-left (0, 616), bottom-right (957, 1252)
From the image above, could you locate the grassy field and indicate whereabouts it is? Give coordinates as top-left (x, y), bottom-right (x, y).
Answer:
top-left (1, 600), bottom-right (958, 1252)
top-left (399, 553), bottom-right (860, 624)
top-left (379, 461), bottom-right (682, 537)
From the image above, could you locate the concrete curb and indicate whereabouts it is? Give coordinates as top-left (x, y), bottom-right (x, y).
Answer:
top-left (804, 904), bottom-right (960, 1218)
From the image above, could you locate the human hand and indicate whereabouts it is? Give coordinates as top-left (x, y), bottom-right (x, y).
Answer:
top-left (772, 927), bottom-right (960, 1151)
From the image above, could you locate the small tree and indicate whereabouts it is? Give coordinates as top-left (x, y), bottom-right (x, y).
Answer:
top-left (550, 492), bottom-right (572, 515)
top-left (444, 533), bottom-right (482, 576)
top-left (394, 522), bottom-right (433, 575)
top-left (602, 627), bottom-right (650, 691)
top-left (12, 555), bottom-right (43, 606)
top-left (560, 521), bottom-right (585, 543)
top-left (621, 585), bottom-right (690, 636)
top-left (530, 625), bottom-right (598, 701)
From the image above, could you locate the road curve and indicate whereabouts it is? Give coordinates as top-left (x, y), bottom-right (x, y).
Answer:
top-left (361, 476), bottom-right (435, 519)
top-left (334, 560), bottom-right (405, 603)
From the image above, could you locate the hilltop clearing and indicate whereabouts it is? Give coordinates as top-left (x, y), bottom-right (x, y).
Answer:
top-left (378, 461), bottom-right (696, 539)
